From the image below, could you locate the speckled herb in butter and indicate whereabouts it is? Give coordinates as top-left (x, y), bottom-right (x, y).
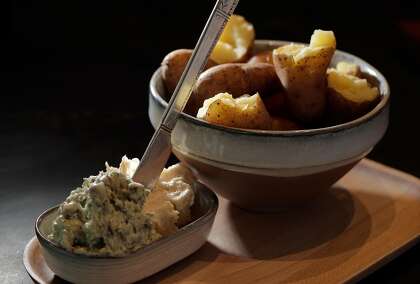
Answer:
top-left (48, 162), bottom-right (161, 256)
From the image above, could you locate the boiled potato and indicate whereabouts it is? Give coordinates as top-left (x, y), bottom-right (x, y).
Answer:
top-left (187, 63), bottom-right (282, 115)
top-left (248, 50), bottom-right (274, 65)
top-left (262, 91), bottom-right (287, 116)
top-left (210, 15), bottom-right (255, 64)
top-left (327, 69), bottom-right (379, 122)
top-left (271, 117), bottom-right (302, 130)
top-left (336, 61), bottom-right (362, 77)
top-left (161, 49), bottom-right (217, 95)
top-left (273, 30), bottom-right (336, 122)
top-left (197, 93), bottom-right (272, 130)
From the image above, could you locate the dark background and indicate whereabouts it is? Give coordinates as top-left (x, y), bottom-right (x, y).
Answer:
top-left (1, 1), bottom-right (420, 283)
top-left (3, 0), bottom-right (420, 175)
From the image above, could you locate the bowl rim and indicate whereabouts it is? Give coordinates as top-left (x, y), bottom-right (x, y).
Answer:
top-left (35, 182), bottom-right (218, 260)
top-left (150, 39), bottom-right (390, 137)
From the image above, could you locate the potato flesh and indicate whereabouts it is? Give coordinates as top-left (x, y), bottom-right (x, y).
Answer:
top-left (188, 63), bottom-right (281, 115)
top-left (336, 61), bottom-right (361, 77)
top-left (327, 69), bottom-right (379, 103)
top-left (272, 30), bottom-right (336, 122)
top-left (310, 30), bottom-right (336, 48)
top-left (197, 92), bottom-right (272, 130)
top-left (293, 30), bottom-right (336, 62)
top-left (210, 15), bottom-right (255, 64)
top-left (273, 30), bottom-right (336, 65)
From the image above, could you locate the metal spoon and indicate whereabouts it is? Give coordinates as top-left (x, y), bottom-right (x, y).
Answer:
top-left (132, 0), bottom-right (239, 187)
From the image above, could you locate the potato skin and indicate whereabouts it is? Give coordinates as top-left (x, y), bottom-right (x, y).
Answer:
top-left (248, 50), bottom-right (274, 65)
top-left (161, 49), bottom-right (217, 96)
top-left (271, 117), bottom-right (302, 130)
top-left (262, 91), bottom-right (287, 116)
top-left (197, 92), bottom-right (301, 131)
top-left (327, 88), bottom-right (379, 123)
top-left (273, 47), bottom-right (334, 123)
top-left (187, 63), bottom-right (282, 115)
top-left (198, 93), bottom-right (273, 130)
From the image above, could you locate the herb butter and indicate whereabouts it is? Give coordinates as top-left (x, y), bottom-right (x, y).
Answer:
top-left (49, 156), bottom-right (195, 257)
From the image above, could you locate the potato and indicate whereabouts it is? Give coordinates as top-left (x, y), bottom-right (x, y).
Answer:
top-left (273, 30), bottom-right (336, 122)
top-left (197, 93), bottom-right (272, 130)
top-left (161, 49), bottom-right (217, 95)
top-left (187, 63), bottom-right (282, 115)
top-left (210, 15), bottom-right (255, 64)
top-left (327, 69), bottom-right (379, 122)
top-left (248, 50), bottom-right (274, 65)
top-left (262, 91), bottom-right (287, 116)
top-left (336, 61), bottom-right (362, 77)
top-left (271, 117), bottom-right (302, 130)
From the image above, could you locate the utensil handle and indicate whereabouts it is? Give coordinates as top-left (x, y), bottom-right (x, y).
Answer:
top-left (133, 0), bottom-right (239, 186)
top-left (162, 0), bottom-right (239, 129)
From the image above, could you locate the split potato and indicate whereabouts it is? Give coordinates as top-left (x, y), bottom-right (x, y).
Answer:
top-left (327, 68), bottom-right (379, 122)
top-left (161, 16), bottom-right (382, 131)
top-left (197, 93), bottom-right (272, 130)
top-left (210, 15), bottom-right (255, 64)
top-left (161, 49), bottom-right (217, 95)
top-left (336, 61), bottom-right (362, 77)
top-left (273, 30), bottom-right (336, 122)
top-left (187, 63), bottom-right (282, 115)
top-left (197, 92), bottom-right (301, 131)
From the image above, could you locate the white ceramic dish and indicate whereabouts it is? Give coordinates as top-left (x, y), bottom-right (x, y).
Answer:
top-left (33, 182), bottom-right (218, 284)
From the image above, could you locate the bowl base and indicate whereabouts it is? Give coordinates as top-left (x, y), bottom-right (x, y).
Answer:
top-left (174, 149), bottom-right (360, 212)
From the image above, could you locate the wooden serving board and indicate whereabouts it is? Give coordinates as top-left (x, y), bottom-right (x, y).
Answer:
top-left (26, 159), bottom-right (420, 283)
top-left (143, 159), bottom-right (420, 284)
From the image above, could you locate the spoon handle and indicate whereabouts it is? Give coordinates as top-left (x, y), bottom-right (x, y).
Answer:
top-left (133, 0), bottom-right (239, 187)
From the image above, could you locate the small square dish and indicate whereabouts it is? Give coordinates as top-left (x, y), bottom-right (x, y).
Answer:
top-left (28, 181), bottom-right (218, 284)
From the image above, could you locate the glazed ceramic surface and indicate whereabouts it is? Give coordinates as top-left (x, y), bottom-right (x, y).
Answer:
top-left (149, 40), bottom-right (390, 210)
top-left (35, 182), bottom-right (218, 284)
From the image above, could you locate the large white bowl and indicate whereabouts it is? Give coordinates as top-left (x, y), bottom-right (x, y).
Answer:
top-left (148, 40), bottom-right (390, 211)
top-left (35, 182), bottom-right (218, 284)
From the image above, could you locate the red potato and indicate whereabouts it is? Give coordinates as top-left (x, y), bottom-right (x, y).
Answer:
top-left (248, 50), bottom-right (274, 65)
top-left (335, 61), bottom-right (362, 77)
top-left (187, 63), bottom-right (282, 115)
top-left (327, 69), bottom-right (380, 123)
top-left (271, 116), bottom-right (302, 130)
top-left (197, 93), bottom-right (273, 130)
top-left (262, 91), bottom-right (288, 116)
top-left (273, 30), bottom-right (336, 123)
top-left (161, 49), bottom-right (217, 96)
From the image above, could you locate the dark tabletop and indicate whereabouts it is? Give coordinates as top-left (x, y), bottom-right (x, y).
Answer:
top-left (1, 1), bottom-right (420, 283)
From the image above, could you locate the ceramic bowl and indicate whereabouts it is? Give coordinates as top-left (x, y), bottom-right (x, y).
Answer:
top-left (35, 182), bottom-right (218, 284)
top-left (149, 40), bottom-right (390, 212)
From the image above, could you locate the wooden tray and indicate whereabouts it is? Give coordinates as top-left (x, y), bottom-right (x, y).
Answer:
top-left (25, 159), bottom-right (420, 283)
top-left (143, 159), bottom-right (420, 283)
